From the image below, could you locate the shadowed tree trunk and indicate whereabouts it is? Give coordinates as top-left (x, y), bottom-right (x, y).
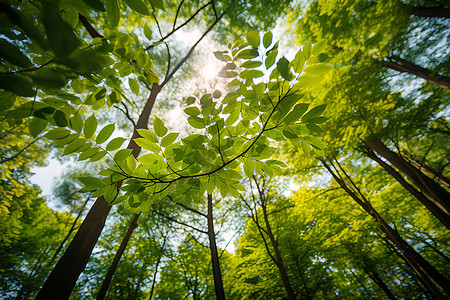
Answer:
top-left (380, 56), bottom-right (450, 90)
top-left (365, 136), bottom-right (450, 214)
top-left (411, 159), bottom-right (450, 188)
top-left (51, 194), bottom-right (92, 262)
top-left (405, 5), bottom-right (450, 19)
top-left (365, 148), bottom-right (450, 230)
top-left (322, 159), bottom-right (450, 298)
top-left (207, 194), bottom-right (226, 300)
top-left (362, 266), bottom-right (396, 300)
top-left (97, 213), bottom-right (141, 300)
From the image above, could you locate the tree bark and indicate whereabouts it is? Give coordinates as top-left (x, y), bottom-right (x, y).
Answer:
top-left (96, 213), bottom-right (141, 300)
top-left (322, 160), bottom-right (449, 298)
top-left (362, 267), bottom-right (396, 300)
top-left (406, 5), bottom-right (450, 19)
top-left (365, 148), bottom-right (450, 230)
top-left (51, 195), bottom-right (91, 262)
top-left (36, 84), bottom-right (160, 300)
top-left (254, 179), bottom-right (297, 300)
top-left (365, 136), bottom-right (450, 214)
top-left (380, 56), bottom-right (450, 90)
top-left (411, 160), bottom-right (450, 188)
top-left (207, 194), bottom-right (226, 300)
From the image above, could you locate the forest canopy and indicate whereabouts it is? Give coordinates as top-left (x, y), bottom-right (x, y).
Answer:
top-left (0, 0), bottom-right (449, 299)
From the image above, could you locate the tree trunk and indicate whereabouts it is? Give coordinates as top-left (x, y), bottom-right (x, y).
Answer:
top-left (254, 179), bottom-right (297, 300)
top-left (362, 267), bottom-right (396, 300)
top-left (322, 160), bottom-right (449, 298)
top-left (406, 5), bottom-right (450, 19)
top-left (148, 238), bottom-right (166, 300)
top-left (51, 195), bottom-right (91, 262)
top-left (36, 84), bottom-right (161, 300)
top-left (365, 136), bottom-right (450, 214)
top-left (207, 194), bottom-right (226, 300)
top-left (365, 148), bottom-right (450, 230)
top-left (411, 160), bottom-right (450, 188)
top-left (97, 213), bottom-right (141, 300)
top-left (380, 56), bottom-right (450, 90)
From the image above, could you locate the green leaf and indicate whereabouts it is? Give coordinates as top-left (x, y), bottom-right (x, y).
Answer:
top-left (304, 136), bottom-right (326, 150)
top-left (82, 0), bottom-right (106, 11)
top-left (153, 116), bottom-right (167, 137)
top-left (306, 123), bottom-right (323, 133)
top-left (291, 50), bottom-right (305, 73)
top-left (129, 78), bottom-right (140, 95)
top-left (188, 116), bottom-right (205, 129)
top-left (186, 96), bottom-right (196, 105)
top-left (106, 137), bottom-right (127, 151)
top-left (284, 103), bottom-right (310, 124)
top-left (246, 31), bottom-right (260, 48)
top-left (105, 0), bottom-right (120, 28)
top-left (45, 128), bottom-right (71, 140)
top-left (304, 64), bottom-right (332, 75)
top-left (0, 74), bottom-right (35, 97)
top-left (149, 0), bottom-right (165, 10)
top-left (96, 123), bottom-right (115, 144)
top-left (134, 138), bottom-right (161, 153)
top-left (241, 60), bottom-right (262, 69)
top-left (0, 38), bottom-right (32, 68)
top-left (0, 92), bottom-right (15, 112)
top-left (161, 132), bottom-right (179, 147)
top-left (69, 114), bottom-right (84, 132)
top-left (84, 115), bottom-right (98, 139)
top-left (137, 129), bottom-right (158, 143)
top-left (241, 70), bottom-right (264, 79)
top-left (263, 31), bottom-right (273, 48)
top-left (312, 40), bottom-right (327, 55)
top-left (298, 74), bottom-right (324, 88)
top-left (243, 158), bottom-right (254, 178)
top-left (29, 118), bottom-right (48, 137)
top-left (90, 150), bottom-right (107, 162)
top-left (265, 48), bottom-right (277, 69)
top-left (78, 176), bottom-right (104, 192)
top-left (42, 4), bottom-right (80, 57)
top-left (213, 51), bottom-right (227, 62)
top-left (282, 129), bottom-right (298, 139)
top-left (54, 110), bottom-right (68, 127)
top-left (225, 110), bottom-right (239, 126)
top-left (302, 104), bottom-right (327, 122)
top-left (114, 149), bottom-right (133, 161)
top-left (184, 106), bottom-right (201, 116)
top-left (277, 57), bottom-right (292, 81)
top-left (79, 147), bottom-right (100, 161)
top-left (63, 138), bottom-right (86, 155)
top-left (123, 0), bottom-right (149, 15)
top-left (236, 49), bottom-right (259, 60)
top-left (144, 23), bottom-right (152, 39)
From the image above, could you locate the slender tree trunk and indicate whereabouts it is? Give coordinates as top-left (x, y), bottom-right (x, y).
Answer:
top-left (411, 160), bottom-right (450, 188)
top-left (207, 194), bottom-right (226, 300)
top-left (36, 84), bottom-right (160, 300)
top-left (148, 239), bottom-right (165, 300)
top-left (322, 160), bottom-right (449, 298)
top-left (254, 179), bottom-right (297, 300)
top-left (380, 56), bottom-right (450, 90)
top-left (365, 136), bottom-right (450, 213)
top-left (406, 5), bottom-right (450, 19)
top-left (365, 148), bottom-right (450, 230)
top-left (362, 266), bottom-right (396, 300)
top-left (97, 213), bottom-right (141, 300)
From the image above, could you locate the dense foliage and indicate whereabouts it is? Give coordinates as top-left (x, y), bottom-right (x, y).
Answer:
top-left (0, 0), bottom-right (448, 299)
